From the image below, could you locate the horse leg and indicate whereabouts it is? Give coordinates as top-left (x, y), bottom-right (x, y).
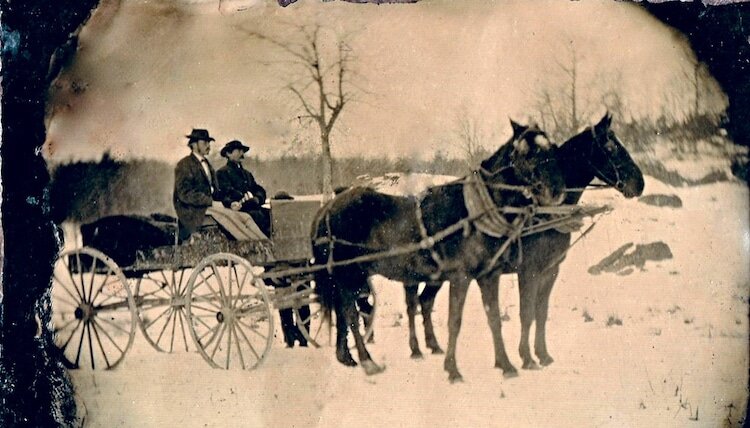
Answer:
top-left (343, 289), bottom-right (385, 375)
top-left (278, 308), bottom-right (297, 348)
top-left (534, 266), bottom-right (559, 366)
top-left (443, 277), bottom-right (470, 383)
top-left (356, 294), bottom-right (375, 344)
top-left (296, 297), bottom-right (310, 347)
top-left (334, 296), bottom-right (357, 367)
top-left (404, 284), bottom-right (423, 359)
top-left (420, 281), bottom-right (444, 354)
top-left (477, 274), bottom-right (518, 378)
top-left (518, 268), bottom-right (541, 370)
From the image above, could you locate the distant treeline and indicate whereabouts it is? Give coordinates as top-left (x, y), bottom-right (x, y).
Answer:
top-left (49, 114), bottom-right (746, 224)
top-left (49, 153), bottom-right (469, 223)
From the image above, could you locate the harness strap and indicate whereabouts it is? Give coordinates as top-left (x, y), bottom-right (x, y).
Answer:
top-left (477, 210), bottom-right (530, 279)
top-left (463, 172), bottom-right (515, 238)
top-left (413, 198), bottom-right (446, 281)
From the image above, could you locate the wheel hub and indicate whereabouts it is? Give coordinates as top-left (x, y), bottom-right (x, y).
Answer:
top-left (75, 303), bottom-right (95, 321)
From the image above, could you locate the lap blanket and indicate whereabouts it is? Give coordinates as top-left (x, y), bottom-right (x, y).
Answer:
top-left (206, 206), bottom-right (268, 241)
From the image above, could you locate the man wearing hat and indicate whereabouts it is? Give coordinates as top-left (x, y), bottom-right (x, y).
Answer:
top-left (173, 128), bottom-right (221, 240)
top-left (216, 140), bottom-right (271, 236)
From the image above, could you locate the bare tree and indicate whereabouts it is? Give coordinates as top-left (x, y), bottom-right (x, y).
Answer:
top-left (241, 23), bottom-right (359, 199)
top-left (557, 42), bottom-right (582, 134)
top-left (530, 42), bottom-right (587, 142)
top-left (453, 108), bottom-right (491, 170)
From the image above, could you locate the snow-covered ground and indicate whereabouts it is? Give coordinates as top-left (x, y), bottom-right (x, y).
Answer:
top-left (68, 173), bottom-right (748, 427)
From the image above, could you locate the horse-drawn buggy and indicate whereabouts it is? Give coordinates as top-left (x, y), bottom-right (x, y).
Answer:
top-left (50, 114), bottom-right (643, 382)
top-left (51, 197), bottom-right (377, 371)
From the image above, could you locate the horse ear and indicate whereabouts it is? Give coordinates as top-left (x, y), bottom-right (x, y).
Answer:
top-left (509, 119), bottom-right (527, 138)
top-left (594, 113), bottom-right (611, 132)
top-left (513, 136), bottom-right (530, 155)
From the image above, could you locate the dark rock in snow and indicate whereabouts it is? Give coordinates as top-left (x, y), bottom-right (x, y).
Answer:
top-left (588, 241), bottom-right (674, 275)
top-left (638, 194), bottom-right (683, 208)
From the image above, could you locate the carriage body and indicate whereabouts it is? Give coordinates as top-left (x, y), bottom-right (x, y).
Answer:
top-left (51, 198), bottom-right (355, 371)
top-left (72, 199), bottom-right (322, 275)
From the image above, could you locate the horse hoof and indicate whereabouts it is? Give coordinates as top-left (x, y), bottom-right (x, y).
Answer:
top-left (448, 373), bottom-right (464, 384)
top-left (411, 351), bottom-right (424, 360)
top-left (522, 360), bottom-right (541, 370)
top-left (362, 360), bottom-right (385, 376)
top-left (430, 347), bottom-right (444, 355)
top-left (503, 369), bottom-right (519, 379)
top-left (338, 355), bottom-right (358, 367)
top-left (538, 355), bottom-right (554, 366)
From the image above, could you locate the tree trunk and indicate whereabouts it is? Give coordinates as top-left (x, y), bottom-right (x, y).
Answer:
top-left (320, 132), bottom-right (334, 201)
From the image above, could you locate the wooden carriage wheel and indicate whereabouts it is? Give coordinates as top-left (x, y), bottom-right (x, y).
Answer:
top-left (185, 253), bottom-right (274, 370)
top-left (50, 248), bottom-right (136, 370)
top-left (133, 268), bottom-right (194, 353)
top-left (294, 282), bottom-right (377, 348)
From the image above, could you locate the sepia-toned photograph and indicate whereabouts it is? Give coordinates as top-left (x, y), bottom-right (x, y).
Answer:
top-left (1, 0), bottom-right (748, 426)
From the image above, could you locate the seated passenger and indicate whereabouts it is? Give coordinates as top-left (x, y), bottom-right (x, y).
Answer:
top-left (173, 128), bottom-right (221, 241)
top-left (216, 140), bottom-right (271, 237)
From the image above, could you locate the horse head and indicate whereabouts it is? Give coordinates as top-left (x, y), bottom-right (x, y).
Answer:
top-left (480, 120), bottom-right (566, 206)
top-left (587, 113), bottom-right (645, 198)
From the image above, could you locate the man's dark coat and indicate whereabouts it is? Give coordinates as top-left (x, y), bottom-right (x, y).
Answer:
top-left (216, 161), bottom-right (267, 210)
top-left (173, 154), bottom-right (219, 237)
top-left (217, 161), bottom-right (270, 234)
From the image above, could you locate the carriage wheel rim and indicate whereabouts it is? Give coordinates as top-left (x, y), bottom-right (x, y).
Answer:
top-left (134, 268), bottom-right (194, 353)
top-left (185, 253), bottom-right (274, 370)
top-left (51, 247), bottom-right (136, 370)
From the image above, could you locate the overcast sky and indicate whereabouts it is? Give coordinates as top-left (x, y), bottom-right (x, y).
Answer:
top-left (43, 0), bottom-right (727, 164)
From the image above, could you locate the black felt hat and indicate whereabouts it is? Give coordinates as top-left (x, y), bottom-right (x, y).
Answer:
top-left (220, 140), bottom-right (251, 157)
top-left (185, 129), bottom-right (215, 144)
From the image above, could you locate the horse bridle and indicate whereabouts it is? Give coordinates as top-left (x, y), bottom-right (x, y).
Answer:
top-left (477, 129), bottom-right (553, 200)
top-left (586, 127), bottom-right (626, 192)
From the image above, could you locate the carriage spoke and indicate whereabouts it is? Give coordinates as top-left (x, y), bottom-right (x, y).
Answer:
top-left (92, 319), bottom-right (125, 355)
top-left (209, 322), bottom-right (228, 362)
top-left (90, 267), bottom-right (114, 303)
top-left (87, 258), bottom-right (98, 306)
top-left (159, 270), bottom-right (174, 297)
top-left (227, 261), bottom-right (234, 304)
top-left (209, 263), bottom-right (227, 306)
top-left (197, 322), bottom-right (221, 344)
top-left (177, 309), bottom-right (189, 352)
top-left (54, 317), bottom-right (79, 335)
top-left (235, 320), bottom-right (261, 361)
top-left (86, 322), bottom-right (96, 370)
top-left (189, 303), bottom-right (220, 313)
top-left (194, 272), bottom-right (222, 306)
top-left (231, 323), bottom-right (246, 370)
top-left (154, 308), bottom-right (175, 347)
top-left (75, 252), bottom-right (87, 303)
top-left (144, 306), bottom-right (172, 330)
top-left (59, 319), bottom-right (83, 351)
top-left (74, 321), bottom-right (86, 367)
top-left (61, 264), bottom-right (84, 302)
top-left (233, 268), bottom-right (250, 309)
top-left (225, 320), bottom-right (233, 369)
top-left (191, 269), bottom-right (217, 292)
top-left (176, 269), bottom-right (187, 296)
top-left (90, 321), bottom-right (112, 369)
top-left (53, 272), bottom-right (82, 305)
top-left (54, 294), bottom-right (80, 310)
top-left (169, 308), bottom-right (178, 353)
top-left (95, 291), bottom-right (122, 308)
top-left (97, 315), bottom-right (131, 336)
top-left (236, 318), bottom-right (268, 341)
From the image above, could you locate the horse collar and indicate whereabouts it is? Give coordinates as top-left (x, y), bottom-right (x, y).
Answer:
top-left (463, 172), bottom-right (515, 238)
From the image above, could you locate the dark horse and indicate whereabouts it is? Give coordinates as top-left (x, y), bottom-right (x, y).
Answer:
top-left (404, 113), bottom-right (645, 370)
top-left (311, 121), bottom-right (567, 381)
